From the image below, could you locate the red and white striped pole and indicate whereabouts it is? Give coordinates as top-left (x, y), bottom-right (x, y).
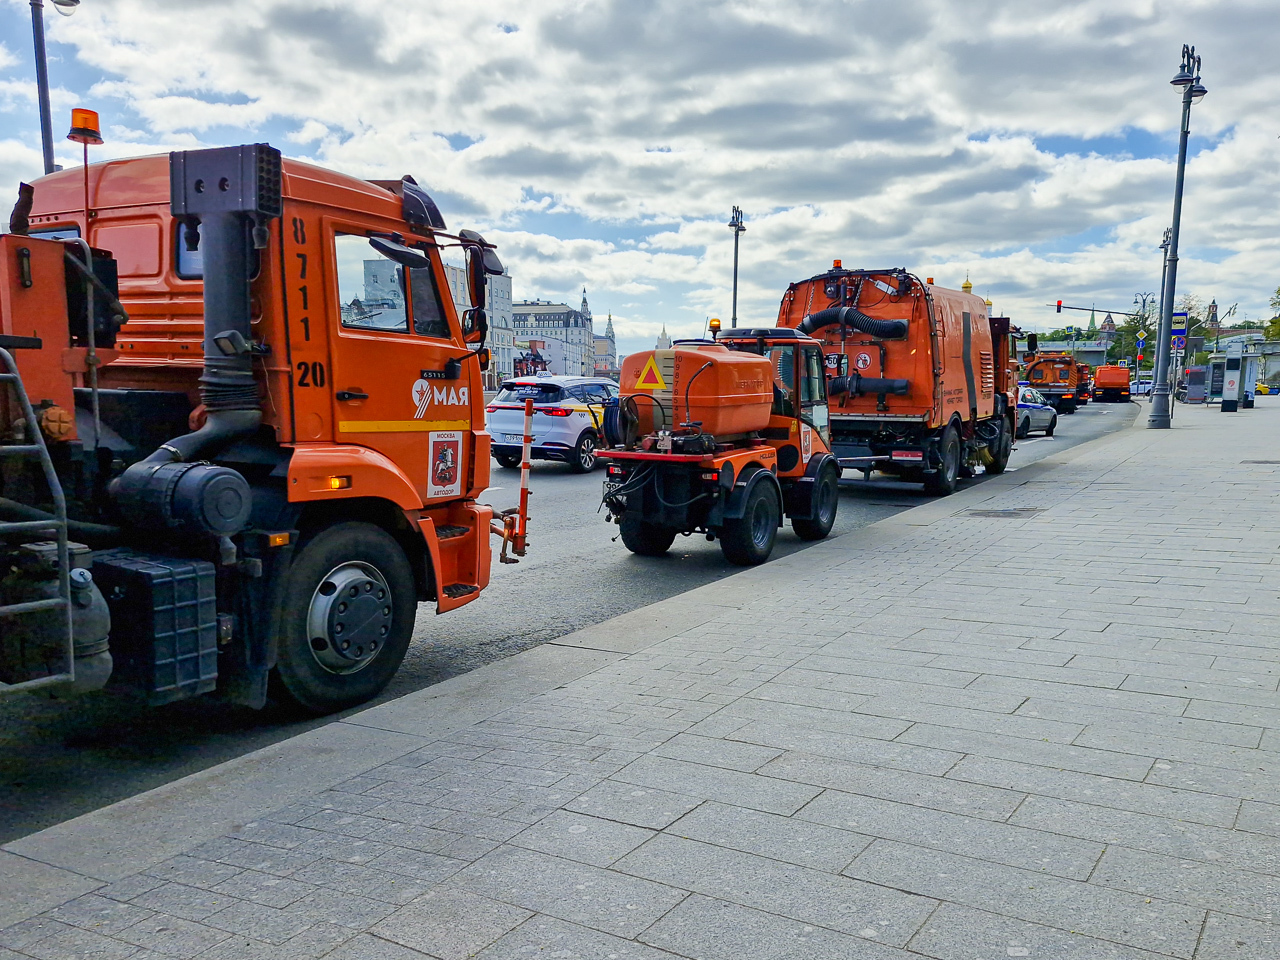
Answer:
top-left (515, 397), bottom-right (533, 553)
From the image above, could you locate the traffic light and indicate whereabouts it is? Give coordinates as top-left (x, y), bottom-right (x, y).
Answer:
top-left (1056, 300), bottom-right (1063, 313)
top-left (1137, 354), bottom-right (1144, 363)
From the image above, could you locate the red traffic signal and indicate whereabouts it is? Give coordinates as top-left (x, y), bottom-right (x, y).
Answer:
top-left (1056, 300), bottom-right (1063, 313)
top-left (1137, 354), bottom-right (1144, 362)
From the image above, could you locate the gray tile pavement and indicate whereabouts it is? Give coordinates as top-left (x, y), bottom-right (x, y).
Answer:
top-left (4, 403), bottom-right (1280, 957)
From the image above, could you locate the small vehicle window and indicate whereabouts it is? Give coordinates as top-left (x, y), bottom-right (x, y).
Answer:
top-left (800, 347), bottom-right (826, 405)
top-left (495, 383), bottom-right (564, 404)
top-left (409, 265), bottom-right (450, 340)
top-left (584, 384), bottom-right (612, 403)
top-left (768, 345), bottom-right (796, 417)
top-left (28, 225), bottom-right (80, 240)
top-left (334, 233), bottom-right (410, 332)
top-left (565, 385), bottom-right (590, 402)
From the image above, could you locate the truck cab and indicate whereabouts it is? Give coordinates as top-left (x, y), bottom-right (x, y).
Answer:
top-left (1, 145), bottom-right (521, 714)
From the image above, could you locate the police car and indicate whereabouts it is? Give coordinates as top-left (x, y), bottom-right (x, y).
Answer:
top-left (486, 375), bottom-right (619, 473)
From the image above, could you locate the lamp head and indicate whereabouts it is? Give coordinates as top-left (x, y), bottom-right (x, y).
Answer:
top-left (1190, 81), bottom-right (1207, 103)
top-left (51, 0), bottom-right (80, 15)
top-left (1170, 65), bottom-right (1194, 87)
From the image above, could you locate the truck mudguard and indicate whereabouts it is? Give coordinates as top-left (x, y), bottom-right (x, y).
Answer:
top-left (723, 464), bottom-right (783, 522)
top-left (784, 452), bottom-right (838, 520)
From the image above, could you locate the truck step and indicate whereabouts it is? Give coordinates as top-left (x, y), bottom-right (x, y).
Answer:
top-left (435, 525), bottom-right (470, 540)
top-left (441, 583), bottom-right (479, 599)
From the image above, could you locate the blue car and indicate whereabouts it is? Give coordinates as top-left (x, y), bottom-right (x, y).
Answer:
top-left (1016, 386), bottom-right (1057, 438)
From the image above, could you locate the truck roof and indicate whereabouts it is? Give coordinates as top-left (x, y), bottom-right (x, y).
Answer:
top-left (23, 154), bottom-right (405, 225)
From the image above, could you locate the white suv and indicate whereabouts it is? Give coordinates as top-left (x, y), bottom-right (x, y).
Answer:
top-left (486, 375), bottom-right (619, 473)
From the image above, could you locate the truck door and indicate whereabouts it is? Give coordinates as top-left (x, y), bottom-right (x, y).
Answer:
top-left (327, 230), bottom-right (472, 502)
top-left (799, 345), bottom-right (829, 448)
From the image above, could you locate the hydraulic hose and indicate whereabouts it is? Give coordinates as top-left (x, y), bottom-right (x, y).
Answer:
top-left (0, 497), bottom-right (121, 547)
top-left (798, 306), bottom-right (907, 340)
top-left (829, 374), bottom-right (910, 397)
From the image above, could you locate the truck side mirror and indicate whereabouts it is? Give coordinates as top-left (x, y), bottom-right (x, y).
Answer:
top-left (1027, 333), bottom-right (1039, 353)
top-left (466, 245), bottom-right (487, 312)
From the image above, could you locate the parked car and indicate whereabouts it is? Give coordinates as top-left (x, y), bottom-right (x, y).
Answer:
top-left (1016, 386), bottom-right (1057, 438)
top-left (486, 375), bottom-right (619, 472)
top-left (1131, 377), bottom-right (1154, 396)
top-left (1256, 381), bottom-right (1274, 396)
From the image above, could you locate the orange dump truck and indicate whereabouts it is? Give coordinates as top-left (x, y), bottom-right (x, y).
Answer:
top-left (1, 143), bottom-right (526, 714)
top-left (773, 264), bottom-right (1016, 495)
top-left (1092, 365), bottom-right (1132, 402)
top-left (1024, 353), bottom-right (1084, 413)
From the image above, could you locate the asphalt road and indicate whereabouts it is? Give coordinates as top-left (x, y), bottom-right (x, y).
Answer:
top-left (0, 400), bottom-right (1137, 842)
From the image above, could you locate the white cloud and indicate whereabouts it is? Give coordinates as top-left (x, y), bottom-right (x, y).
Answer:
top-left (1, 0), bottom-right (1275, 340)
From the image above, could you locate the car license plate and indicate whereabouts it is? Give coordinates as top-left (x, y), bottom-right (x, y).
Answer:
top-left (503, 434), bottom-right (524, 444)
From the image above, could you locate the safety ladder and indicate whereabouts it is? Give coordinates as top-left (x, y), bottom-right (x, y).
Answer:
top-left (0, 344), bottom-right (74, 693)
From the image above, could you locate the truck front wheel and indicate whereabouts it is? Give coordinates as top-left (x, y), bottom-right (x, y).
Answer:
top-left (272, 521), bottom-right (417, 715)
top-left (619, 514), bottom-right (676, 556)
top-left (720, 481), bottom-right (779, 565)
top-left (923, 426), bottom-right (960, 496)
top-left (792, 462), bottom-right (840, 541)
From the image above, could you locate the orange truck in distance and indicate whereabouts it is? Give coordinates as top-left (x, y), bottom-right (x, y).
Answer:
top-left (773, 264), bottom-right (1016, 495)
top-left (0, 144), bottom-right (526, 715)
top-left (1024, 353), bottom-right (1085, 414)
top-left (1092, 365), bottom-right (1132, 402)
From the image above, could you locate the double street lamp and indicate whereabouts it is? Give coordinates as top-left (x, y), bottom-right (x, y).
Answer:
top-left (29, 0), bottom-right (81, 175)
top-left (727, 205), bottom-right (745, 328)
top-left (1149, 44), bottom-right (1207, 429)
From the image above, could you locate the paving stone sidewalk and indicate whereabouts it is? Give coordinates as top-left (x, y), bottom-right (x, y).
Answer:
top-left (3, 402), bottom-right (1278, 959)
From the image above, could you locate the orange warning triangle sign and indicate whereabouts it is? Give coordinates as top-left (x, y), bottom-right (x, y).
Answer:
top-left (635, 355), bottom-right (667, 390)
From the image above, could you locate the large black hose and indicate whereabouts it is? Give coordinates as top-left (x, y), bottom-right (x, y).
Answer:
top-left (829, 374), bottom-right (910, 397)
top-left (798, 306), bottom-right (907, 340)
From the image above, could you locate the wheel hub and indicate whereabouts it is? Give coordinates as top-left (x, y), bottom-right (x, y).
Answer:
top-left (307, 562), bottom-right (392, 675)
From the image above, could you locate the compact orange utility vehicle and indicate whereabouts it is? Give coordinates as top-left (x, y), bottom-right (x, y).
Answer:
top-left (1024, 352), bottom-right (1085, 414)
top-left (1075, 363), bottom-right (1092, 406)
top-left (0, 143), bottom-right (528, 714)
top-left (1092, 365), bottom-right (1132, 402)
top-left (773, 264), bottom-right (1016, 495)
top-left (599, 327), bottom-right (840, 566)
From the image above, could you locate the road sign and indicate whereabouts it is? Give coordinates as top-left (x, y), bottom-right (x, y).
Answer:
top-left (1173, 335), bottom-right (1187, 350)
top-left (1171, 312), bottom-right (1188, 337)
top-left (1138, 329), bottom-right (1148, 340)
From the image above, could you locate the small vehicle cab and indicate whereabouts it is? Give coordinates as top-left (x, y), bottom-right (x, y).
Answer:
top-left (487, 375), bottom-right (619, 472)
top-left (1016, 385), bottom-right (1057, 437)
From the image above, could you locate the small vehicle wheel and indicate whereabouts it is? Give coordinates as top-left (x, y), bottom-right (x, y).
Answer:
top-left (720, 479), bottom-right (779, 565)
top-left (792, 462), bottom-right (840, 541)
top-left (272, 521), bottom-right (416, 715)
top-left (1015, 415), bottom-right (1030, 439)
top-left (495, 452), bottom-right (521, 469)
top-left (923, 425), bottom-right (960, 496)
top-left (986, 417), bottom-right (1012, 475)
top-left (569, 431), bottom-right (598, 473)
top-left (1045, 415), bottom-right (1057, 437)
top-left (619, 513), bottom-right (676, 556)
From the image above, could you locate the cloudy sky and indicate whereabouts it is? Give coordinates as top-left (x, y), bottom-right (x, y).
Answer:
top-left (1, 0), bottom-right (1275, 357)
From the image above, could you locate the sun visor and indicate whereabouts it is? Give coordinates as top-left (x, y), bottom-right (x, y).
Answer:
top-left (369, 175), bottom-right (446, 232)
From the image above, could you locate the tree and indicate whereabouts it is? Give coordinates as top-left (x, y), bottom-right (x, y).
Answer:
top-left (1268, 285), bottom-right (1280, 340)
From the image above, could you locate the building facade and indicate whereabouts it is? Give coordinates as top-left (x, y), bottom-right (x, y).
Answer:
top-left (512, 288), bottom-right (599, 377)
top-left (442, 264), bottom-right (514, 389)
top-left (593, 313), bottom-right (619, 380)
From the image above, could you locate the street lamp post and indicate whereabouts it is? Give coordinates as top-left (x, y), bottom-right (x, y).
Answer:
top-left (727, 205), bottom-right (745, 328)
top-left (1149, 44), bottom-right (1206, 429)
top-left (28, 0), bottom-right (80, 175)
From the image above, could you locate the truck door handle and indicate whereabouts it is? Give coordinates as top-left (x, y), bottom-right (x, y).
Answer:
top-left (336, 390), bottom-right (369, 401)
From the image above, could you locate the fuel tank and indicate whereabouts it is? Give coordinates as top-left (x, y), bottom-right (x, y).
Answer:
top-left (619, 342), bottom-right (772, 439)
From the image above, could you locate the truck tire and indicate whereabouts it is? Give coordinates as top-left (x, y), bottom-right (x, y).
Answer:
top-left (1045, 414), bottom-right (1057, 437)
top-left (495, 452), bottom-right (521, 469)
top-left (272, 521), bottom-right (417, 715)
top-left (923, 426), bottom-right (960, 496)
top-left (792, 462), bottom-right (840, 541)
top-left (569, 431), bottom-right (598, 473)
top-left (720, 481), bottom-right (779, 565)
top-left (619, 513), bottom-right (676, 556)
top-left (986, 417), bottom-right (1012, 475)
top-left (1062, 398), bottom-right (1077, 414)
